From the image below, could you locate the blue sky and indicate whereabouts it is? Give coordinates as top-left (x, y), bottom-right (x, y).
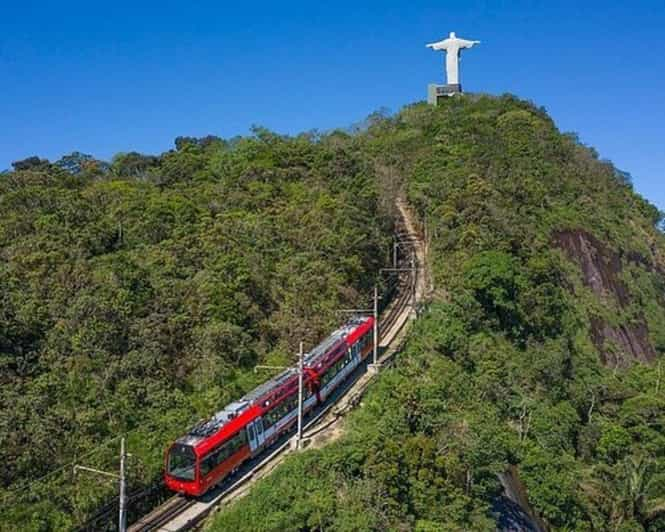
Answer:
top-left (1, 1), bottom-right (663, 209)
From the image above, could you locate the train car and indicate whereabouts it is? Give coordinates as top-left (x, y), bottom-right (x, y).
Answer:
top-left (164, 316), bottom-right (374, 496)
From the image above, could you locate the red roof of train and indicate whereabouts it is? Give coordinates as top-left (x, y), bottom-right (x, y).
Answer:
top-left (193, 404), bottom-right (262, 457)
top-left (344, 316), bottom-right (374, 346)
top-left (186, 318), bottom-right (372, 459)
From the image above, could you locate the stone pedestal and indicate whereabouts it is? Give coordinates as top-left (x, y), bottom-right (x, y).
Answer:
top-left (427, 83), bottom-right (462, 104)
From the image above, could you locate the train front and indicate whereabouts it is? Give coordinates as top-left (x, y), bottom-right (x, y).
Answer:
top-left (164, 442), bottom-right (203, 496)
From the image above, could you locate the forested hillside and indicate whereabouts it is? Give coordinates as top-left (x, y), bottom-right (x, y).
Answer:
top-left (211, 96), bottom-right (665, 531)
top-left (0, 131), bottom-right (394, 529)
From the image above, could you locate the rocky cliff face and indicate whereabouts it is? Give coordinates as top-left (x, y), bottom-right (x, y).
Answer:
top-left (555, 229), bottom-right (657, 367)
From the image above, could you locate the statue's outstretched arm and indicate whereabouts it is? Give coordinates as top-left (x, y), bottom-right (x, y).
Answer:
top-left (426, 40), bottom-right (448, 50)
top-left (458, 39), bottom-right (480, 48)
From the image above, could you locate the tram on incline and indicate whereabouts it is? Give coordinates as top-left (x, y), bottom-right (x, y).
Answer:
top-left (164, 316), bottom-right (374, 496)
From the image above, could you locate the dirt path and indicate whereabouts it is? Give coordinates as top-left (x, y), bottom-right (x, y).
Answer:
top-left (395, 197), bottom-right (431, 313)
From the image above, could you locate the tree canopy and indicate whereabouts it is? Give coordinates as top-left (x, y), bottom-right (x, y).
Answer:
top-left (0, 132), bottom-right (394, 529)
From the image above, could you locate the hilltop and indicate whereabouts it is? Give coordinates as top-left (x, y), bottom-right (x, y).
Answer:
top-left (210, 95), bottom-right (665, 531)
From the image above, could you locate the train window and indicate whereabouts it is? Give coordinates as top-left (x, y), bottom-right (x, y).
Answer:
top-left (200, 453), bottom-right (215, 477)
top-left (199, 430), bottom-right (248, 478)
top-left (263, 411), bottom-right (275, 428)
top-left (168, 444), bottom-right (196, 481)
top-left (266, 394), bottom-right (297, 425)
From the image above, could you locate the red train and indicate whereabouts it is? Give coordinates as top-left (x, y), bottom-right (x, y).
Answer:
top-left (164, 316), bottom-right (374, 496)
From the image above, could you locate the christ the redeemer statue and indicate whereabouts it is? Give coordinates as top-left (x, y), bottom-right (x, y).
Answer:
top-left (427, 32), bottom-right (480, 86)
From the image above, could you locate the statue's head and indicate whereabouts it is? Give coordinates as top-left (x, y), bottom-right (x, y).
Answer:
top-left (450, 31), bottom-right (456, 38)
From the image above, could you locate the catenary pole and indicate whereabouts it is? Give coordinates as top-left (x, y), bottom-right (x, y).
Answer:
top-left (297, 341), bottom-right (304, 449)
top-left (119, 438), bottom-right (127, 532)
top-left (373, 285), bottom-right (378, 365)
top-left (255, 351), bottom-right (305, 450)
top-left (392, 239), bottom-right (418, 270)
top-left (411, 253), bottom-right (417, 310)
top-left (73, 439), bottom-right (128, 532)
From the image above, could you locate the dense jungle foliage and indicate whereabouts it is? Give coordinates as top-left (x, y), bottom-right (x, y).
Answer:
top-left (211, 96), bottom-right (665, 531)
top-left (0, 130), bottom-right (395, 529)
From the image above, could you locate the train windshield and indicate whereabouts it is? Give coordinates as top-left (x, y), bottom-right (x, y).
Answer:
top-left (167, 444), bottom-right (196, 481)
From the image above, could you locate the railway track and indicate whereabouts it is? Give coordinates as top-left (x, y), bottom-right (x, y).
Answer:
top-left (130, 496), bottom-right (196, 532)
top-left (118, 203), bottom-right (425, 532)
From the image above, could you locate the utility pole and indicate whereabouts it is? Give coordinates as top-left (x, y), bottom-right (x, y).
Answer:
top-left (336, 289), bottom-right (380, 372)
top-left (255, 343), bottom-right (306, 451)
top-left (392, 240), bottom-right (410, 268)
top-left (380, 261), bottom-right (422, 314)
top-left (411, 252), bottom-right (417, 310)
top-left (392, 238), bottom-right (420, 269)
top-left (373, 285), bottom-right (378, 366)
top-left (119, 438), bottom-right (127, 532)
top-left (297, 341), bottom-right (304, 449)
top-left (74, 438), bottom-right (128, 532)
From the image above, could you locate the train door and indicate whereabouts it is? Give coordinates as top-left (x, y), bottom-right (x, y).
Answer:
top-left (255, 417), bottom-right (265, 447)
top-left (247, 418), bottom-right (266, 452)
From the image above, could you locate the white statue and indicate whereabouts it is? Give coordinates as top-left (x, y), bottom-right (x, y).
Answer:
top-left (426, 32), bottom-right (480, 86)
